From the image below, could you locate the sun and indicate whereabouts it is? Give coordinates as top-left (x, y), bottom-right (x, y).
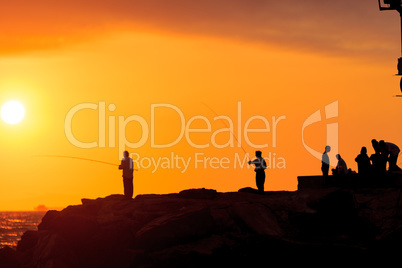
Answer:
top-left (1, 100), bottom-right (25, 125)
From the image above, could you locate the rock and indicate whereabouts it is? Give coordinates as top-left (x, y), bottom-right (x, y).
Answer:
top-left (17, 230), bottom-right (39, 252)
top-left (12, 188), bottom-right (402, 267)
top-left (19, 232), bottom-right (78, 268)
top-left (0, 246), bottom-right (20, 268)
top-left (238, 187), bottom-right (261, 194)
top-left (232, 202), bottom-right (283, 237)
top-left (37, 210), bottom-right (61, 231)
top-left (134, 207), bottom-right (214, 251)
top-left (178, 188), bottom-right (217, 199)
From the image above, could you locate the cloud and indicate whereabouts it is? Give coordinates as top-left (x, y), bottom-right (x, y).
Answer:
top-left (0, 0), bottom-right (399, 58)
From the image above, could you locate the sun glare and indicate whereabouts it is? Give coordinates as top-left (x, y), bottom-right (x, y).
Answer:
top-left (1, 100), bottom-right (25, 125)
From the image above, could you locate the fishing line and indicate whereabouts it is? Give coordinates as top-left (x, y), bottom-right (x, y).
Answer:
top-left (202, 102), bottom-right (250, 161)
top-left (34, 155), bottom-right (138, 170)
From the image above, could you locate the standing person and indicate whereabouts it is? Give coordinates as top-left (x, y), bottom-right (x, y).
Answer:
top-left (119, 151), bottom-right (134, 199)
top-left (248, 151), bottom-right (267, 193)
top-left (370, 139), bottom-right (387, 175)
top-left (379, 140), bottom-right (402, 171)
top-left (355, 147), bottom-right (370, 176)
top-left (321, 145), bottom-right (331, 177)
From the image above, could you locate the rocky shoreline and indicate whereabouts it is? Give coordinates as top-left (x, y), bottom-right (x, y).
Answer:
top-left (1, 187), bottom-right (401, 267)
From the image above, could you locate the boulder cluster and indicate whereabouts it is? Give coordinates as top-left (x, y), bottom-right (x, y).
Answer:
top-left (1, 187), bottom-right (401, 267)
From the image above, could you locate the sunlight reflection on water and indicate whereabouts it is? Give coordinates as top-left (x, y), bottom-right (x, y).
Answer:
top-left (0, 211), bottom-right (46, 248)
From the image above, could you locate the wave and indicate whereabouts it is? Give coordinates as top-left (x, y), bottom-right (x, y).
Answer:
top-left (0, 211), bottom-right (46, 248)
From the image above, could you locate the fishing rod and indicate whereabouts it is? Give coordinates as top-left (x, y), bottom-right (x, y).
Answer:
top-left (202, 102), bottom-right (250, 160)
top-left (34, 155), bottom-right (139, 171)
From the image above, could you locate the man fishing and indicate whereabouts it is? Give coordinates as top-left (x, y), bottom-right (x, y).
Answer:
top-left (248, 151), bottom-right (267, 193)
top-left (119, 151), bottom-right (134, 199)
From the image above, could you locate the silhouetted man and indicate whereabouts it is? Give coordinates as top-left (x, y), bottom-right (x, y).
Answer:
top-left (119, 151), bottom-right (134, 198)
top-left (321, 145), bottom-right (331, 177)
top-left (379, 140), bottom-right (401, 171)
top-left (371, 139), bottom-right (380, 153)
top-left (248, 151), bottom-right (267, 193)
top-left (370, 141), bottom-right (387, 175)
top-left (355, 146), bottom-right (370, 175)
top-left (335, 154), bottom-right (348, 175)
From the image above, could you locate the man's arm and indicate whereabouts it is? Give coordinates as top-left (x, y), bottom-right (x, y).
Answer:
top-left (248, 159), bottom-right (259, 165)
top-left (118, 160), bottom-right (123, 170)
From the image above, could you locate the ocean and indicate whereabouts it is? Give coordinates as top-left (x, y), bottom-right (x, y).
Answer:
top-left (0, 211), bottom-right (47, 248)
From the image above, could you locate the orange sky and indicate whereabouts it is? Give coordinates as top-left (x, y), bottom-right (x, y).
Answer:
top-left (1, 0), bottom-right (402, 210)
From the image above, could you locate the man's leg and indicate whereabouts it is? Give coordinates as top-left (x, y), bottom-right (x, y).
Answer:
top-left (256, 171), bottom-right (265, 192)
top-left (322, 165), bottom-right (329, 187)
top-left (389, 155), bottom-right (397, 170)
top-left (123, 178), bottom-right (128, 197)
top-left (123, 177), bottom-right (133, 198)
top-left (128, 178), bottom-right (133, 198)
top-left (390, 154), bottom-right (402, 171)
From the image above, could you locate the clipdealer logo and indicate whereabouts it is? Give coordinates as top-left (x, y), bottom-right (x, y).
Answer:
top-left (63, 101), bottom-right (288, 172)
top-left (301, 100), bottom-right (339, 165)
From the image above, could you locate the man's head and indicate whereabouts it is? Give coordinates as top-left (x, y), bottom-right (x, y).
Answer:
top-left (372, 139), bottom-right (380, 153)
top-left (379, 140), bottom-right (386, 148)
top-left (325, 145), bottom-right (331, 153)
top-left (255, 151), bottom-right (262, 157)
top-left (336, 154), bottom-right (341, 160)
top-left (372, 139), bottom-right (378, 147)
top-left (123, 151), bottom-right (129, 158)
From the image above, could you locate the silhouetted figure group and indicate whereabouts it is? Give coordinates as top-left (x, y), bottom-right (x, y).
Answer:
top-left (321, 139), bottom-right (401, 186)
top-left (374, 139), bottom-right (401, 172)
top-left (321, 146), bottom-right (349, 176)
top-left (248, 151), bottom-right (267, 193)
top-left (119, 151), bottom-right (134, 199)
